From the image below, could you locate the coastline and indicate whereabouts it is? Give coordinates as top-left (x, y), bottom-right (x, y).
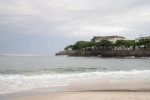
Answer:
top-left (13, 91), bottom-right (150, 100)
top-left (0, 79), bottom-right (148, 100)
top-left (11, 81), bottom-right (150, 100)
top-left (56, 50), bottom-right (150, 57)
top-left (1, 55), bottom-right (150, 100)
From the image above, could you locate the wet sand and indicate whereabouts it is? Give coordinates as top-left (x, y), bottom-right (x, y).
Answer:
top-left (14, 91), bottom-right (150, 100)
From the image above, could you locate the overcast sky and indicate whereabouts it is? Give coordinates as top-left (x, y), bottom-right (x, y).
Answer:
top-left (0, 0), bottom-right (150, 54)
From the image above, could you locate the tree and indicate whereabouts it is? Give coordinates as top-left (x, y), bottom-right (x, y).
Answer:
top-left (138, 39), bottom-right (150, 45)
top-left (137, 39), bottom-right (150, 49)
top-left (90, 37), bottom-right (95, 42)
top-left (100, 40), bottom-right (113, 46)
top-left (72, 41), bottom-right (89, 50)
top-left (115, 40), bottom-right (135, 47)
top-left (88, 41), bottom-right (97, 47)
top-left (64, 45), bottom-right (74, 50)
top-left (100, 40), bottom-right (113, 50)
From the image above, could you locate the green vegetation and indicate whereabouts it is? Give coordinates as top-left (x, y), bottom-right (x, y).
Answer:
top-left (114, 40), bottom-right (135, 47)
top-left (136, 39), bottom-right (150, 48)
top-left (64, 45), bottom-right (74, 50)
top-left (64, 38), bottom-right (150, 51)
top-left (64, 40), bottom-right (113, 50)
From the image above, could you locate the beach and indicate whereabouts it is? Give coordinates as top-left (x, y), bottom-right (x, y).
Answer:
top-left (14, 91), bottom-right (150, 100)
top-left (0, 55), bottom-right (150, 100)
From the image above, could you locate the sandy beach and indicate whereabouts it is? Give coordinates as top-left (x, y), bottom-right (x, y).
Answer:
top-left (14, 91), bottom-right (150, 100)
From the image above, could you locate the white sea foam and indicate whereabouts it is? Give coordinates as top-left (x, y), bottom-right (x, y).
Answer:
top-left (0, 70), bottom-right (150, 94)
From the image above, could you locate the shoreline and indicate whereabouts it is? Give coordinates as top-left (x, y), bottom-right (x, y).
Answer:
top-left (56, 50), bottom-right (150, 57)
top-left (1, 81), bottom-right (150, 100)
top-left (13, 91), bottom-right (150, 100)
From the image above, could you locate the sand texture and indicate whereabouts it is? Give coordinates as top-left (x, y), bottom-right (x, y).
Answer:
top-left (14, 92), bottom-right (150, 100)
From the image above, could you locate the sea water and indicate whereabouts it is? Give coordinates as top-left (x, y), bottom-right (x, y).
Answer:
top-left (0, 54), bottom-right (150, 95)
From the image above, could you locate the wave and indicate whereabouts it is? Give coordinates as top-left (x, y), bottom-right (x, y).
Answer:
top-left (0, 67), bottom-right (150, 75)
top-left (0, 67), bottom-right (108, 74)
top-left (0, 70), bottom-right (150, 94)
top-left (41, 67), bottom-right (108, 73)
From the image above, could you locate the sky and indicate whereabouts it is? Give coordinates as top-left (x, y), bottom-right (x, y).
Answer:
top-left (0, 0), bottom-right (150, 54)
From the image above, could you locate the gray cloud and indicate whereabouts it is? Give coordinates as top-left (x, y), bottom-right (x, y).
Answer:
top-left (0, 0), bottom-right (150, 53)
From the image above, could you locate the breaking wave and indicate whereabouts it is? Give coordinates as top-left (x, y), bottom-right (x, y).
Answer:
top-left (0, 69), bottom-right (150, 94)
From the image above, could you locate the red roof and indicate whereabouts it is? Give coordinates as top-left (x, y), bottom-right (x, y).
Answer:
top-left (94, 35), bottom-right (125, 39)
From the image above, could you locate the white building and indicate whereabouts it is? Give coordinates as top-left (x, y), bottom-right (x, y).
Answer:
top-left (135, 36), bottom-right (150, 42)
top-left (93, 35), bottom-right (125, 43)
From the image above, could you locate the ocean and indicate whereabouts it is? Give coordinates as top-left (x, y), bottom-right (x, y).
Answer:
top-left (0, 54), bottom-right (150, 95)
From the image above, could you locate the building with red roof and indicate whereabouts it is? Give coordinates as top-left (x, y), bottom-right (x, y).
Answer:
top-left (93, 35), bottom-right (125, 43)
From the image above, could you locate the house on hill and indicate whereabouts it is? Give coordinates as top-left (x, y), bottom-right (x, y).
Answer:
top-left (93, 35), bottom-right (125, 43)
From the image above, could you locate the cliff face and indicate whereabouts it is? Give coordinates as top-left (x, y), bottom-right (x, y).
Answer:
top-left (56, 50), bottom-right (150, 57)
